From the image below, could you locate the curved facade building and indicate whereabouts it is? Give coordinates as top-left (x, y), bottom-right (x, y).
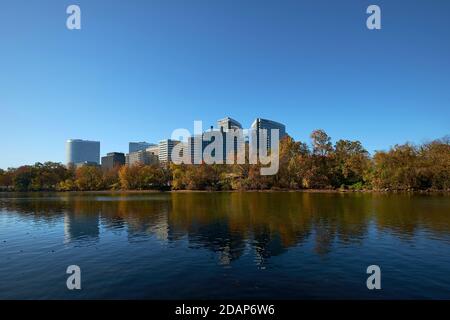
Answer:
top-left (66, 139), bottom-right (100, 166)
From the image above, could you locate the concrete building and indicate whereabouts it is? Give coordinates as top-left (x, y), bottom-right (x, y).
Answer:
top-left (217, 117), bottom-right (242, 132)
top-left (186, 118), bottom-right (246, 164)
top-left (158, 139), bottom-right (180, 163)
top-left (187, 127), bottom-right (245, 164)
top-left (251, 118), bottom-right (286, 153)
top-left (129, 142), bottom-right (156, 153)
top-left (101, 152), bottom-right (125, 170)
top-left (145, 145), bottom-right (159, 157)
top-left (127, 150), bottom-right (159, 166)
top-left (66, 139), bottom-right (100, 166)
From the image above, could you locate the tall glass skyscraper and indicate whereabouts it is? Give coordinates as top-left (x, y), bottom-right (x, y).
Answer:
top-left (66, 139), bottom-right (100, 166)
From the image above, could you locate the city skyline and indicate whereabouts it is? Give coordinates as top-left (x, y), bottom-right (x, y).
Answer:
top-left (65, 116), bottom-right (286, 167)
top-left (1, 0), bottom-right (450, 169)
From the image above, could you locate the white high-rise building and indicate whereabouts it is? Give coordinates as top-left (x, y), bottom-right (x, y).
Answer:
top-left (158, 139), bottom-right (180, 163)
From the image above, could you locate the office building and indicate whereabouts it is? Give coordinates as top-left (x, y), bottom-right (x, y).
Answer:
top-left (187, 129), bottom-right (244, 164)
top-left (127, 150), bottom-right (159, 166)
top-left (158, 139), bottom-right (180, 163)
top-left (217, 117), bottom-right (242, 132)
top-left (145, 145), bottom-right (159, 157)
top-left (251, 118), bottom-right (286, 153)
top-left (186, 118), bottom-right (246, 164)
top-left (101, 152), bottom-right (125, 170)
top-left (66, 139), bottom-right (100, 166)
top-left (129, 141), bottom-right (156, 153)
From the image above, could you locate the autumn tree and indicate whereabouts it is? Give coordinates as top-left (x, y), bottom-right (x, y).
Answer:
top-left (30, 162), bottom-right (72, 191)
top-left (12, 166), bottom-right (35, 191)
top-left (333, 140), bottom-right (370, 188)
top-left (0, 169), bottom-right (12, 190)
top-left (102, 167), bottom-right (121, 190)
top-left (372, 144), bottom-right (419, 190)
top-left (417, 137), bottom-right (450, 190)
top-left (310, 129), bottom-right (333, 156)
top-left (275, 136), bottom-right (308, 189)
top-left (139, 165), bottom-right (170, 190)
top-left (119, 164), bottom-right (170, 190)
top-left (118, 165), bottom-right (142, 190)
top-left (306, 129), bottom-right (334, 188)
top-left (75, 166), bottom-right (104, 191)
top-left (1, 134), bottom-right (448, 192)
top-left (171, 163), bottom-right (187, 190)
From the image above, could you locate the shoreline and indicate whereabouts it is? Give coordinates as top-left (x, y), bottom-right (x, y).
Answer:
top-left (1, 189), bottom-right (450, 195)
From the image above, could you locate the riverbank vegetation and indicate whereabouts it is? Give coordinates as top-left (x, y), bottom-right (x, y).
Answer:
top-left (1, 130), bottom-right (449, 192)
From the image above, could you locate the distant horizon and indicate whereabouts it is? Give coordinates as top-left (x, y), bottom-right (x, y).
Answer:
top-left (1, 0), bottom-right (449, 168)
top-left (1, 120), bottom-right (448, 170)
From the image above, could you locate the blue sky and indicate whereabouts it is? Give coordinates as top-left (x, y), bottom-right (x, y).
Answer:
top-left (0, 0), bottom-right (449, 168)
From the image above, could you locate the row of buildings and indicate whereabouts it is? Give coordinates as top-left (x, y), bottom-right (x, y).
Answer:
top-left (66, 117), bottom-right (286, 170)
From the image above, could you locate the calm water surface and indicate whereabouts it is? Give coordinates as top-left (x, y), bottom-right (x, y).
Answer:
top-left (0, 192), bottom-right (449, 299)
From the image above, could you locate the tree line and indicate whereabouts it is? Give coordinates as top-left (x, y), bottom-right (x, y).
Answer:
top-left (1, 130), bottom-right (449, 192)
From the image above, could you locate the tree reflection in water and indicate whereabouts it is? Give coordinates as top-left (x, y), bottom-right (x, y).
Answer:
top-left (1, 192), bottom-right (449, 265)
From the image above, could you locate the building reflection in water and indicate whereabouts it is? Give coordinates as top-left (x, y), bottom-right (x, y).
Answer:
top-left (64, 212), bottom-right (100, 243)
top-left (1, 192), bottom-right (450, 265)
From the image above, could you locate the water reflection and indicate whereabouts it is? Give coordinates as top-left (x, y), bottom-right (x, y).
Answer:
top-left (1, 192), bottom-right (449, 265)
top-left (64, 212), bottom-right (100, 243)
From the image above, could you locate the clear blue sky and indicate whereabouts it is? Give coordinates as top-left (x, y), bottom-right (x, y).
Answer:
top-left (1, 0), bottom-right (449, 169)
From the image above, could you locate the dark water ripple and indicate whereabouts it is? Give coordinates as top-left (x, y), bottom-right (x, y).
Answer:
top-left (0, 192), bottom-right (449, 299)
